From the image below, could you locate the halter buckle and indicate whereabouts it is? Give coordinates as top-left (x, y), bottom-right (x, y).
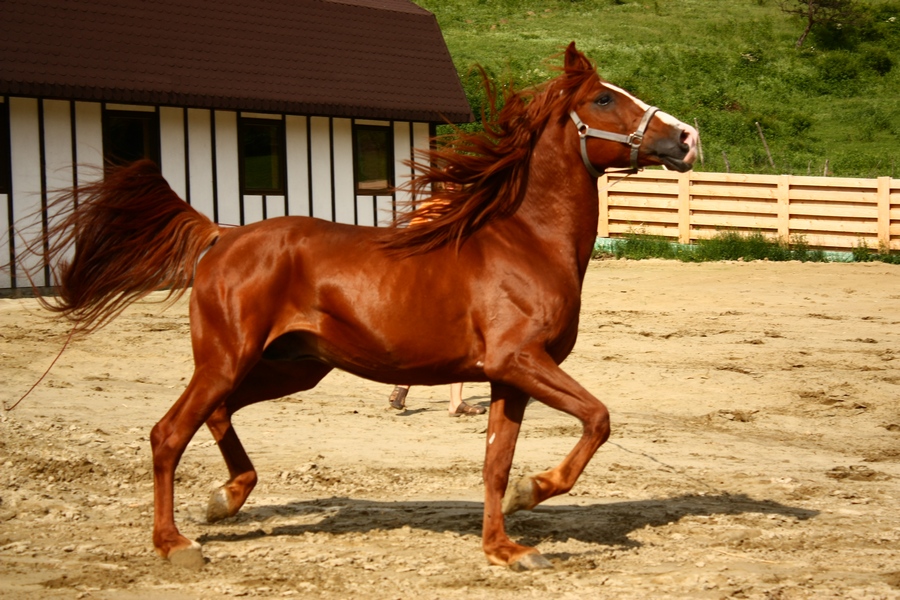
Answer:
top-left (569, 105), bottom-right (659, 178)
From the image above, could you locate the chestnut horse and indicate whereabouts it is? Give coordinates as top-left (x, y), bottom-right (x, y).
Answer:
top-left (39, 42), bottom-right (698, 570)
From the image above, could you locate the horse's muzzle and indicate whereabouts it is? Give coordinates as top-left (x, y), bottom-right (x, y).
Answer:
top-left (649, 115), bottom-right (699, 172)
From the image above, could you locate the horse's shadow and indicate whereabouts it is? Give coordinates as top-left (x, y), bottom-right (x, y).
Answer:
top-left (392, 393), bottom-right (490, 416)
top-left (196, 493), bottom-right (818, 552)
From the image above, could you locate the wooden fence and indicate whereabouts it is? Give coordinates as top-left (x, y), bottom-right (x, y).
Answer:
top-left (598, 170), bottom-right (900, 252)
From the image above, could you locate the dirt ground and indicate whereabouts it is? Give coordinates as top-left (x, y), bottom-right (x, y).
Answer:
top-left (1, 258), bottom-right (899, 599)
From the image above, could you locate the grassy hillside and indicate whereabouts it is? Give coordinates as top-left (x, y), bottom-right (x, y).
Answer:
top-left (418, 0), bottom-right (900, 178)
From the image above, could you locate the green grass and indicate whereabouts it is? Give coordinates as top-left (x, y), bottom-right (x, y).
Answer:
top-left (851, 239), bottom-right (900, 263)
top-left (596, 230), bottom-right (839, 262)
top-left (419, 0), bottom-right (900, 178)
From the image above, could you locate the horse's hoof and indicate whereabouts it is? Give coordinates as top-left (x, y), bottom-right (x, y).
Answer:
top-left (510, 552), bottom-right (553, 572)
top-left (502, 477), bottom-right (536, 515)
top-left (207, 487), bottom-right (231, 523)
top-left (168, 541), bottom-right (206, 570)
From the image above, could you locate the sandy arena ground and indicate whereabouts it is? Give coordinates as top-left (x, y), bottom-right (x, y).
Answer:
top-left (1, 258), bottom-right (899, 599)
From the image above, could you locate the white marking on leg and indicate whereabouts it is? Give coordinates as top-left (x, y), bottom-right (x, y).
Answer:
top-left (489, 432), bottom-right (496, 445)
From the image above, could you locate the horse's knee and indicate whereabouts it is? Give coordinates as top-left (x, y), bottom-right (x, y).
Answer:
top-left (584, 403), bottom-right (610, 444)
top-left (150, 421), bottom-right (166, 453)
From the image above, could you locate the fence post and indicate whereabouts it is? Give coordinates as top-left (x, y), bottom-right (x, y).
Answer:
top-left (597, 174), bottom-right (610, 238)
top-left (777, 175), bottom-right (790, 242)
top-left (678, 171), bottom-right (690, 244)
top-left (877, 176), bottom-right (891, 250)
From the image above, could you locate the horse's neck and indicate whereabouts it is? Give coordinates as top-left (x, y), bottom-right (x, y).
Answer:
top-left (513, 128), bottom-right (599, 278)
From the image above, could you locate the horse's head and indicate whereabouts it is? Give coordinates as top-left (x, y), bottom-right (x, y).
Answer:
top-left (560, 42), bottom-right (699, 176)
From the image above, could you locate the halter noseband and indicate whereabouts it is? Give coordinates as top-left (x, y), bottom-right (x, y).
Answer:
top-left (569, 105), bottom-right (659, 178)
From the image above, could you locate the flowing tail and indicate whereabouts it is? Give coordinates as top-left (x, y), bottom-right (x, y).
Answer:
top-left (37, 159), bottom-right (221, 335)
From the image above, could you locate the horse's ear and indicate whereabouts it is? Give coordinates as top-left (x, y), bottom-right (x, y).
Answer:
top-left (563, 41), bottom-right (592, 74)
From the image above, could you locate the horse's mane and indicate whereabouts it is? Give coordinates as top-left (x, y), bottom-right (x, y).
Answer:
top-left (379, 48), bottom-right (599, 256)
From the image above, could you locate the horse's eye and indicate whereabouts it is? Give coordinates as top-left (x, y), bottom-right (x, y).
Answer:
top-left (596, 94), bottom-right (612, 107)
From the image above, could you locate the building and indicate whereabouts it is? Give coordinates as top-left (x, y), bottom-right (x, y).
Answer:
top-left (0, 0), bottom-right (473, 290)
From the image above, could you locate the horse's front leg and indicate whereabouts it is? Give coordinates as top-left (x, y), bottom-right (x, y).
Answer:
top-left (498, 353), bottom-right (611, 515)
top-left (482, 383), bottom-right (553, 570)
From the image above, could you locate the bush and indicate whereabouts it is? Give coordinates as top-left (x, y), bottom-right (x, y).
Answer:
top-left (612, 230), bottom-right (682, 260)
top-left (862, 46), bottom-right (894, 75)
top-left (604, 231), bottom-right (833, 262)
top-left (852, 240), bottom-right (900, 264)
top-left (817, 51), bottom-right (862, 84)
top-left (694, 231), bottom-right (789, 261)
top-left (812, 21), bottom-right (858, 51)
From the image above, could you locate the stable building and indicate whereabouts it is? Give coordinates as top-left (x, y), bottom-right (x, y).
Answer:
top-left (0, 0), bottom-right (473, 290)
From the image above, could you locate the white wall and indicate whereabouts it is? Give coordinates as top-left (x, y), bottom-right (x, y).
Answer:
top-left (285, 115), bottom-right (310, 217)
top-left (8, 97), bottom-right (43, 288)
top-left (74, 102), bottom-right (102, 185)
top-left (2, 97), bottom-right (430, 290)
top-left (265, 195), bottom-right (286, 219)
top-left (159, 106), bottom-right (187, 199)
top-left (332, 118), bottom-right (355, 225)
top-left (393, 121), bottom-right (414, 199)
top-left (214, 111), bottom-right (240, 227)
top-left (309, 116), bottom-right (333, 221)
top-left (41, 100), bottom-right (74, 287)
top-left (187, 108), bottom-right (215, 221)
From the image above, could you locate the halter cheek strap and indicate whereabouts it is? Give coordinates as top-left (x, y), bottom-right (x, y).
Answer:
top-left (569, 105), bottom-right (659, 177)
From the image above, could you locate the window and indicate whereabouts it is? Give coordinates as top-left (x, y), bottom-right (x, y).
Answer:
top-left (103, 109), bottom-right (160, 166)
top-left (0, 100), bottom-right (9, 194)
top-left (354, 124), bottom-right (393, 194)
top-left (239, 117), bottom-right (285, 194)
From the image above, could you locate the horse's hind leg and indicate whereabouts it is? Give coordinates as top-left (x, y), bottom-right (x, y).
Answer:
top-left (204, 404), bottom-right (256, 523)
top-left (151, 368), bottom-right (237, 568)
top-left (481, 383), bottom-right (552, 570)
top-left (205, 359), bottom-right (333, 523)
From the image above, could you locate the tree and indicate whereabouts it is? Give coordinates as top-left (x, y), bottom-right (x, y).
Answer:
top-left (779, 0), bottom-right (862, 48)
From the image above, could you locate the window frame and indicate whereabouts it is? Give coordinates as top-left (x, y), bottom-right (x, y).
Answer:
top-left (102, 107), bottom-right (161, 168)
top-left (238, 116), bottom-right (286, 195)
top-left (353, 123), bottom-right (394, 195)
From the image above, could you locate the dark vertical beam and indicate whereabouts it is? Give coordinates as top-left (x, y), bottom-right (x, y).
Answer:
top-left (306, 116), bottom-right (313, 217)
top-left (236, 113), bottom-right (245, 226)
top-left (183, 108), bottom-right (191, 205)
top-left (37, 100), bottom-right (49, 286)
top-left (351, 119), bottom-right (359, 226)
top-left (281, 114), bottom-right (289, 217)
top-left (69, 101), bottom-right (77, 192)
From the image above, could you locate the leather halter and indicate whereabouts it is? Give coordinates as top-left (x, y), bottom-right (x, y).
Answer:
top-left (569, 105), bottom-right (659, 178)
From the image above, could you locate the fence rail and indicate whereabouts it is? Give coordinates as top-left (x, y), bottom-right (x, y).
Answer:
top-left (598, 170), bottom-right (900, 252)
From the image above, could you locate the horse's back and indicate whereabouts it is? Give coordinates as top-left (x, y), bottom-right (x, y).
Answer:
top-left (201, 215), bottom-right (380, 276)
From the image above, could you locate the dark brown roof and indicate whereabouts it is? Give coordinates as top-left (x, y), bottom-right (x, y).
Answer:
top-left (0, 0), bottom-right (473, 123)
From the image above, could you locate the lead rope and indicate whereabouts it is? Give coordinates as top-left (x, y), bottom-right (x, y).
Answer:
top-left (598, 169), bottom-right (637, 194)
top-left (4, 326), bottom-right (76, 411)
